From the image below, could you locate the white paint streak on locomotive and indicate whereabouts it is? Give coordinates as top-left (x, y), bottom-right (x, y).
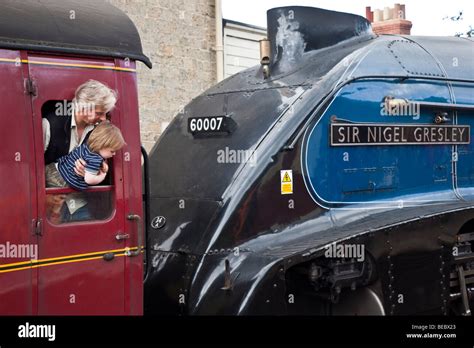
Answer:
top-left (354, 17), bottom-right (373, 36)
top-left (275, 11), bottom-right (306, 70)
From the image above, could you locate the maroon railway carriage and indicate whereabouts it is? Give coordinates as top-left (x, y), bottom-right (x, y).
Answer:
top-left (0, 0), bottom-right (151, 314)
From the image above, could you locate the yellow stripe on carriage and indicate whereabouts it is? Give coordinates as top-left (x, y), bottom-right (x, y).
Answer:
top-left (0, 58), bottom-right (136, 72)
top-left (0, 247), bottom-right (142, 273)
top-left (0, 253), bottom-right (127, 273)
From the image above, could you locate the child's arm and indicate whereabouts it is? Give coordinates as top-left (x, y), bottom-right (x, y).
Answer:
top-left (84, 170), bottom-right (107, 185)
top-left (83, 158), bottom-right (108, 186)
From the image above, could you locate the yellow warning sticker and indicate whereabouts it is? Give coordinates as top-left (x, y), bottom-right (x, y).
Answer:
top-left (280, 170), bottom-right (293, 195)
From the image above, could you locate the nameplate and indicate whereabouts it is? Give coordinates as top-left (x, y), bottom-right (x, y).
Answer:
top-left (330, 124), bottom-right (470, 146)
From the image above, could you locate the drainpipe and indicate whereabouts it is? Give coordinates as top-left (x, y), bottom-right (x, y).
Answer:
top-left (215, 0), bottom-right (224, 82)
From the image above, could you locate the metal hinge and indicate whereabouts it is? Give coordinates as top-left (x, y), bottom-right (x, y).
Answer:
top-left (24, 78), bottom-right (37, 96)
top-left (35, 218), bottom-right (43, 236)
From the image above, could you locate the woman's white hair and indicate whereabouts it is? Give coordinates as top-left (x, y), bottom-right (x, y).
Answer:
top-left (73, 79), bottom-right (118, 114)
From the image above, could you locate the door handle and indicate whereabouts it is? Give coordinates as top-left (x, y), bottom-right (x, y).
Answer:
top-left (126, 214), bottom-right (142, 257)
top-left (115, 233), bottom-right (130, 241)
top-left (35, 218), bottom-right (43, 236)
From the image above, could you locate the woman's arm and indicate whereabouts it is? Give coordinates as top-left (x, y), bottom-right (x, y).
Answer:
top-left (42, 118), bottom-right (51, 152)
top-left (74, 158), bottom-right (87, 177)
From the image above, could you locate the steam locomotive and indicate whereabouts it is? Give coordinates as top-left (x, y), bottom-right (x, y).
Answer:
top-left (144, 6), bottom-right (474, 315)
top-left (1, 1), bottom-right (473, 316)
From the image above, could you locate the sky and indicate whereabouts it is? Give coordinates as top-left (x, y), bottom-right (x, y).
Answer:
top-left (222, 0), bottom-right (474, 36)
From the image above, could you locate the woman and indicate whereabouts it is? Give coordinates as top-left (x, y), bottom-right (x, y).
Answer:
top-left (43, 79), bottom-right (117, 222)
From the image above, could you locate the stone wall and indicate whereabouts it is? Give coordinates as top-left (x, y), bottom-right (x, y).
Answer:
top-left (107, 0), bottom-right (217, 151)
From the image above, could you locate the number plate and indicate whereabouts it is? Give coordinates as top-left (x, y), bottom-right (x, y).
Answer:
top-left (188, 116), bottom-right (233, 136)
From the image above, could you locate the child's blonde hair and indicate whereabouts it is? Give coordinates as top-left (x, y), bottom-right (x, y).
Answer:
top-left (87, 122), bottom-right (125, 153)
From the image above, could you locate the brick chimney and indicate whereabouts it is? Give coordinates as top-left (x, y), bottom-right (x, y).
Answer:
top-left (366, 3), bottom-right (412, 35)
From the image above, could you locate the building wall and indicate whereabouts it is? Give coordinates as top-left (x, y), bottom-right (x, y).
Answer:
top-left (107, 0), bottom-right (217, 151)
top-left (224, 21), bottom-right (266, 78)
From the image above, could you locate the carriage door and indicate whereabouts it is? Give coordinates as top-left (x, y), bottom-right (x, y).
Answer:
top-left (28, 54), bottom-right (129, 315)
top-left (0, 50), bottom-right (38, 314)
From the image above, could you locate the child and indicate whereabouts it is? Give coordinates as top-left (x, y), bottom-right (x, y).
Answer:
top-left (45, 122), bottom-right (125, 190)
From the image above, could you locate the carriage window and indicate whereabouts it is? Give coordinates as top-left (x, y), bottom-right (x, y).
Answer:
top-left (42, 100), bottom-right (116, 224)
top-left (45, 189), bottom-right (114, 224)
